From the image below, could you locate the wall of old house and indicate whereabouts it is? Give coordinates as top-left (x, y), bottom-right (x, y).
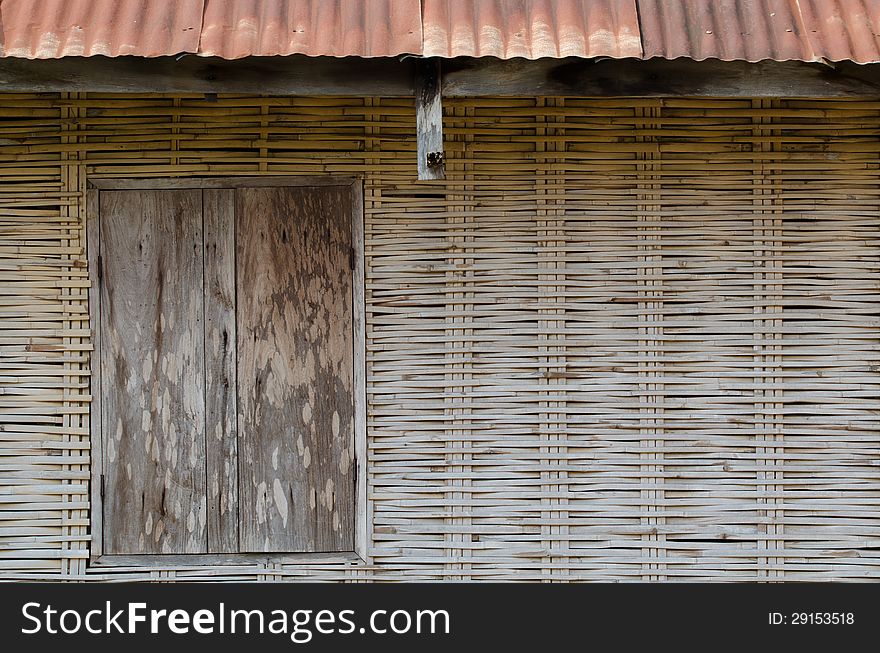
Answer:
top-left (2, 94), bottom-right (879, 580)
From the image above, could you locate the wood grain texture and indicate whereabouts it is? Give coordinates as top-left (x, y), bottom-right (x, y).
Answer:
top-left (99, 189), bottom-right (207, 554)
top-left (441, 58), bottom-right (880, 97)
top-left (0, 55), bottom-right (415, 95)
top-left (1, 56), bottom-right (880, 99)
top-left (349, 181), bottom-right (369, 561)
top-left (85, 190), bottom-right (103, 560)
top-left (89, 176), bottom-right (358, 190)
top-left (415, 58), bottom-right (445, 181)
top-left (203, 189), bottom-right (238, 553)
top-left (236, 186), bottom-right (355, 553)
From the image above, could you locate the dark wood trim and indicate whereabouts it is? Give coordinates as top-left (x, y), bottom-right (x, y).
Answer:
top-left (441, 57), bottom-right (880, 98)
top-left (0, 55), bottom-right (415, 95)
top-left (3, 55), bottom-right (880, 98)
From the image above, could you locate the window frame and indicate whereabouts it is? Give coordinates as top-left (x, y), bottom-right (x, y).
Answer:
top-left (86, 176), bottom-right (368, 568)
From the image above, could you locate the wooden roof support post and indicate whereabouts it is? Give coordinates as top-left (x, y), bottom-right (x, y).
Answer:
top-left (415, 57), bottom-right (445, 180)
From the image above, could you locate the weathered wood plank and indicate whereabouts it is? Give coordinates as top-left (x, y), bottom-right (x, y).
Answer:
top-left (1, 54), bottom-right (880, 97)
top-left (350, 180), bottom-right (369, 562)
top-left (93, 551), bottom-right (362, 567)
top-left (100, 189), bottom-right (207, 555)
top-left (89, 176), bottom-right (358, 190)
top-left (442, 58), bottom-right (880, 98)
top-left (237, 186), bottom-right (355, 553)
top-left (415, 58), bottom-right (445, 180)
top-left (85, 189), bottom-right (103, 560)
top-left (203, 189), bottom-right (238, 554)
top-left (0, 55), bottom-right (415, 95)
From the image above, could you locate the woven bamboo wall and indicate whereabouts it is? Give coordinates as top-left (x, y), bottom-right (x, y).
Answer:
top-left (0, 94), bottom-right (878, 581)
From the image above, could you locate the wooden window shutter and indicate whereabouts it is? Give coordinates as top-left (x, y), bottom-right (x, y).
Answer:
top-left (95, 183), bottom-right (355, 557)
top-left (99, 189), bottom-right (208, 554)
top-left (236, 187), bottom-right (354, 553)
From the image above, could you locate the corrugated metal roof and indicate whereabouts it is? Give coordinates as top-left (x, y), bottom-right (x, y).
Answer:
top-left (421, 0), bottom-right (642, 59)
top-left (797, 0), bottom-right (880, 64)
top-left (200, 0), bottom-right (422, 58)
top-left (0, 0), bottom-right (422, 59)
top-left (639, 0), bottom-right (880, 64)
top-left (0, 0), bottom-right (878, 63)
top-left (0, 0), bottom-right (204, 58)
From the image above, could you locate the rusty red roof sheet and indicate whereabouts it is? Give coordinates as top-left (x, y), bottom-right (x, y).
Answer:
top-left (639, 0), bottom-right (880, 64)
top-left (0, 0), bottom-right (878, 63)
top-left (421, 0), bottom-right (642, 59)
top-left (199, 0), bottom-right (422, 58)
top-left (0, 0), bottom-right (638, 60)
top-left (0, 0), bottom-right (423, 59)
top-left (797, 0), bottom-right (880, 64)
top-left (0, 0), bottom-right (204, 58)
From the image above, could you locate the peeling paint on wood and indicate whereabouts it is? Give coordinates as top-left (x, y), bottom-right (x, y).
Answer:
top-left (237, 186), bottom-right (354, 553)
top-left (99, 189), bottom-right (207, 555)
top-left (93, 181), bottom-right (357, 558)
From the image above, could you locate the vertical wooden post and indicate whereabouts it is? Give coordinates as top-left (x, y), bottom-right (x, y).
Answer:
top-left (415, 57), bottom-right (445, 180)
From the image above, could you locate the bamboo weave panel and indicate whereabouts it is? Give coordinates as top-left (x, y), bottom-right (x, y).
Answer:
top-left (0, 94), bottom-right (877, 581)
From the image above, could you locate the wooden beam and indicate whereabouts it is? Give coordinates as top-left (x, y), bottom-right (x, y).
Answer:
top-left (442, 57), bottom-right (880, 98)
top-left (1, 54), bottom-right (880, 98)
top-left (414, 58), bottom-right (445, 181)
top-left (0, 55), bottom-right (415, 95)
